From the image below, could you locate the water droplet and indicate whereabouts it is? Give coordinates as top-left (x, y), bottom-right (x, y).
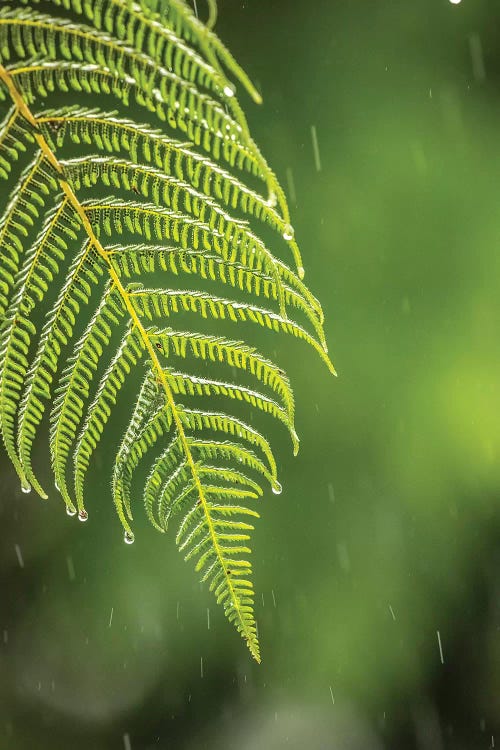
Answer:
top-left (223, 84), bottom-right (235, 98)
top-left (78, 510), bottom-right (88, 522)
top-left (297, 266), bottom-right (305, 280)
top-left (66, 506), bottom-right (77, 517)
top-left (21, 483), bottom-right (31, 494)
top-left (272, 482), bottom-right (282, 495)
top-left (283, 223), bottom-right (294, 241)
top-left (124, 531), bottom-right (135, 545)
top-left (267, 191), bottom-right (277, 208)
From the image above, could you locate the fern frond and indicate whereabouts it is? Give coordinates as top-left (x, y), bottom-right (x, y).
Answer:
top-left (129, 287), bottom-right (333, 372)
top-left (0, 105), bottom-right (35, 177)
top-left (73, 324), bottom-right (146, 511)
top-left (37, 107), bottom-right (301, 259)
top-left (85, 198), bottom-right (288, 314)
top-left (0, 197), bottom-right (81, 490)
top-left (64, 155), bottom-right (304, 272)
top-left (49, 282), bottom-right (126, 508)
top-left (143, 0), bottom-right (263, 105)
top-left (17, 239), bottom-right (105, 495)
top-left (107, 245), bottom-right (321, 336)
top-left (148, 327), bottom-right (296, 424)
top-left (0, 152), bottom-right (58, 318)
top-left (0, 0), bottom-right (335, 661)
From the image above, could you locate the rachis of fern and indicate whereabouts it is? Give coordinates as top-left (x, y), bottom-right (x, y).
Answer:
top-left (0, 0), bottom-right (335, 662)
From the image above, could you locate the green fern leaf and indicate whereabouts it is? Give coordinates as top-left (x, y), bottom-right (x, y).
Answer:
top-left (0, 0), bottom-right (335, 662)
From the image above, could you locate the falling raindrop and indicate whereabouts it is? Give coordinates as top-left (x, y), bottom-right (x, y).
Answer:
top-left (285, 166), bottom-right (297, 204)
top-left (328, 483), bottom-right (335, 504)
top-left (78, 510), bottom-right (88, 522)
top-left (310, 124), bottom-right (322, 172)
top-left (124, 531), bottom-right (135, 545)
top-left (14, 544), bottom-right (24, 569)
top-left (282, 223), bottom-right (295, 241)
top-left (437, 630), bottom-right (444, 664)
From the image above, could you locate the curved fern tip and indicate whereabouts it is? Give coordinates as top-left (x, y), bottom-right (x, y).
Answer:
top-left (250, 643), bottom-right (261, 663)
top-left (252, 90), bottom-right (263, 106)
top-left (0, 0), bottom-right (334, 659)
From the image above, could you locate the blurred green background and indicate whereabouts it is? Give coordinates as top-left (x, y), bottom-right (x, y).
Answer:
top-left (1, 0), bottom-right (500, 748)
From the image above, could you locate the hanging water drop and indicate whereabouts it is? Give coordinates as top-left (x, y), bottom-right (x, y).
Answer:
top-left (297, 266), bottom-right (305, 280)
top-left (21, 483), bottom-right (32, 494)
top-left (223, 84), bottom-right (235, 98)
top-left (283, 223), bottom-right (295, 241)
top-left (272, 481), bottom-right (282, 495)
top-left (66, 506), bottom-right (77, 517)
top-left (124, 531), bottom-right (135, 545)
top-left (78, 509), bottom-right (88, 522)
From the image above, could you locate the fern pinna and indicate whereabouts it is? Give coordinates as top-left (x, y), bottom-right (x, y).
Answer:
top-left (0, 0), bottom-right (335, 661)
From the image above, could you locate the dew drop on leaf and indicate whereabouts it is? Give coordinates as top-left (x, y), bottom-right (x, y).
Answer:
top-left (223, 84), bottom-right (235, 97)
top-left (21, 483), bottom-right (31, 494)
top-left (78, 510), bottom-right (88, 522)
top-left (272, 481), bottom-right (282, 495)
top-left (283, 223), bottom-right (295, 241)
top-left (66, 506), bottom-right (77, 517)
top-left (267, 191), bottom-right (277, 208)
top-left (124, 531), bottom-right (135, 545)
